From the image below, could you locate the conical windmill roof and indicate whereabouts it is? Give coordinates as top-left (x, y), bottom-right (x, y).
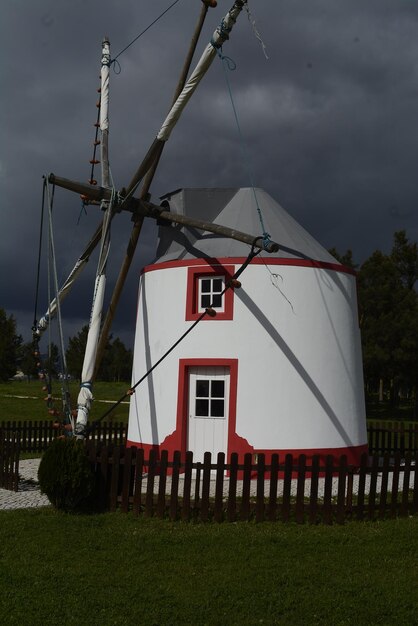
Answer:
top-left (154, 187), bottom-right (339, 265)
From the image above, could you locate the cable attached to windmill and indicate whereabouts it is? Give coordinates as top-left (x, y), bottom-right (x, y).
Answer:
top-left (213, 1), bottom-right (271, 250)
top-left (87, 239), bottom-right (262, 430)
top-left (31, 178), bottom-right (73, 428)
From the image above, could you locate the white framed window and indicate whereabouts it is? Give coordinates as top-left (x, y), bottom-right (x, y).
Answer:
top-left (194, 377), bottom-right (226, 418)
top-left (185, 264), bottom-right (235, 321)
top-left (198, 275), bottom-right (225, 312)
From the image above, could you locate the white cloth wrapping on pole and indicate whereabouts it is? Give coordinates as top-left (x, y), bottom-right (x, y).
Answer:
top-left (75, 38), bottom-right (112, 437)
top-left (75, 274), bottom-right (106, 430)
top-left (100, 39), bottom-right (110, 132)
top-left (157, 0), bottom-right (245, 141)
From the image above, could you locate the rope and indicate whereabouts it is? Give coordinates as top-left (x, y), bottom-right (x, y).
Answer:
top-left (45, 178), bottom-right (73, 428)
top-left (244, 1), bottom-right (269, 59)
top-left (111, 0), bottom-right (182, 68)
top-left (33, 178), bottom-right (47, 331)
top-left (216, 46), bottom-right (271, 250)
top-left (87, 242), bottom-right (262, 429)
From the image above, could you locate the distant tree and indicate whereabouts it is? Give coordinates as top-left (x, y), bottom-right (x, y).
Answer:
top-left (43, 343), bottom-right (60, 379)
top-left (106, 338), bottom-right (133, 382)
top-left (391, 230), bottom-right (418, 290)
top-left (0, 309), bottom-right (22, 381)
top-left (357, 233), bottom-right (418, 403)
top-left (65, 326), bottom-right (131, 382)
top-left (66, 326), bottom-right (89, 380)
top-left (328, 247), bottom-right (358, 269)
top-left (20, 342), bottom-right (39, 379)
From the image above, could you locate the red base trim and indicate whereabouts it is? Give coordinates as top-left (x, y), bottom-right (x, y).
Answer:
top-left (126, 439), bottom-right (369, 473)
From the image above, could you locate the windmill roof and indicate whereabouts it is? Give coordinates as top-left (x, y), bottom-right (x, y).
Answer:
top-left (154, 188), bottom-right (338, 265)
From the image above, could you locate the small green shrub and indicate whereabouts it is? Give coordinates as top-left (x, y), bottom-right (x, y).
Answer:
top-left (38, 438), bottom-right (95, 512)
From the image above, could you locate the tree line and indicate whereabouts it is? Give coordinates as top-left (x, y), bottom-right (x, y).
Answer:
top-left (329, 230), bottom-right (418, 403)
top-left (0, 318), bottom-right (133, 383)
top-left (1, 230), bottom-right (417, 399)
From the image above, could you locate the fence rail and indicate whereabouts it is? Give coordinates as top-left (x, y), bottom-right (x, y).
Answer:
top-left (0, 420), bottom-right (127, 453)
top-left (1, 420), bottom-right (418, 455)
top-left (368, 421), bottom-right (418, 455)
top-left (85, 445), bottom-right (418, 524)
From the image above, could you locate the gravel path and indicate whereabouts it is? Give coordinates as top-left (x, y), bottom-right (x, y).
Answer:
top-left (0, 459), bottom-right (49, 510)
top-left (1, 457), bottom-right (414, 511)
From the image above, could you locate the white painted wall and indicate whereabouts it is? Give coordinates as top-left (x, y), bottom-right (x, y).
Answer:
top-left (128, 261), bottom-right (367, 450)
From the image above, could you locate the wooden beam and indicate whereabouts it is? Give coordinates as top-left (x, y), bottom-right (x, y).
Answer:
top-left (139, 200), bottom-right (280, 253)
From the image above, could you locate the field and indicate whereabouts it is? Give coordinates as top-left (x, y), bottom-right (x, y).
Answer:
top-left (0, 509), bottom-right (417, 625)
top-left (0, 380), bottom-right (130, 423)
top-left (1, 383), bottom-right (418, 624)
top-left (1, 381), bottom-right (417, 425)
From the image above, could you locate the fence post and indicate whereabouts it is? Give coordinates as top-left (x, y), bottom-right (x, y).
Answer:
top-left (133, 447), bottom-right (144, 517)
top-left (182, 451), bottom-right (193, 522)
top-left (281, 454), bottom-right (293, 523)
top-left (368, 454), bottom-right (379, 521)
top-left (214, 452), bottom-right (225, 523)
top-left (390, 452), bottom-right (401, 518)
top-left (295, 454), bottom-right (306, 524)
top-left (156, 449), bottom-right (168, 519)
top-left (109, 445), bottom-right (121, 512)
top-left (323, 455), bottom-right (334, 525)
top-left (169, 450), bottom-right (181, 521)
top-left (200, 452), bottom-right (212, 522)
top-left (255, 453), bottom-right (265, 523)
top-left (336, 455), bottom-right (347, 525)
top-left (378, 452), bottom-right (390, 520)
top-left (227, 453), bottom-right (238, 523)
top-left (240, 453), bottom-right (252, 521)
top-left (145, 449), bottom-right (157, 517)
top-left (356, 453), bottom-right (368, 521)
top-left (308, 455), bottom-right (320, 525)
top-left (267, 454), bottom-right (279, 522)
top-left (121, 446), bottom-right (133, 513)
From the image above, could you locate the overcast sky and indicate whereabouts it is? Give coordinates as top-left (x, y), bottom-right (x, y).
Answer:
top-left (1, 0), bottom-right (417, 351)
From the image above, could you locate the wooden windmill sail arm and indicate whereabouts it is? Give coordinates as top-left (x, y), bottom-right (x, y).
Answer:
top-left (125, 0), bottom-right (246, 199)
top-left (139, 199), bottom-right (280, 253)
top-left (33, 223), bottom-right (103, 340)
top-left (48, 173), bottom-right (279, 253)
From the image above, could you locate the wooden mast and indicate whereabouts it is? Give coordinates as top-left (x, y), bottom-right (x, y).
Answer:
top-left (74, 36), bottom-right (113, 437)
top-left (94, 0), bottom-right (217, 377)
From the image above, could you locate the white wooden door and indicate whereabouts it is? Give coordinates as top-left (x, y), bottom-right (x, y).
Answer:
top-left (188, 366), bottom-right (229, 463)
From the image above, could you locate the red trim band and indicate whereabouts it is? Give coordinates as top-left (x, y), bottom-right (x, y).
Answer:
top-left (141, 257), bottom-right (356, 276)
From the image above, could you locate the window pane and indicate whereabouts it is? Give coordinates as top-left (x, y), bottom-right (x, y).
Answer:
top-left (211, 380), bottom-right (225, 398)
top-left (201, 294), bottom-right (211, 308)
top-left (195, 399), bottom-right (209, 416)
top-left (212, 294), bottom-right (222, 308)
top-left (213, 278), bottom-right (223, 292)
top-left (201, 279), bottom-right (211, 293)
top-left (196, 380), bottom-right (209, 397)
top-left (210, 399), bottom-right (224, 417)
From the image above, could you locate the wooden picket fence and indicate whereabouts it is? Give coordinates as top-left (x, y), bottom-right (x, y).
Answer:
top-left (0, 420), bottom-right (127, 453)
top-left (1, 419), bottom-right (417, 456)
top-left (368, 421), bottom-right (418, 456)
top-left (0, 430), bottom-right (20, 491)
top-left (85, 445), bottom-right (418, 524)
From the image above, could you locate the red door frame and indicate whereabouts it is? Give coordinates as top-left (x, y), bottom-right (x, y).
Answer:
top-left (175, 358), bottom-right (239, 460)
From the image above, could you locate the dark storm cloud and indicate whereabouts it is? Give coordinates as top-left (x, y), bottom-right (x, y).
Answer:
top-left (1, 0), bottom-right (417, 349)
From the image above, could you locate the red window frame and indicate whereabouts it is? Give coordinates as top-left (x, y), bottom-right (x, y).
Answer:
top-left (185, 265), bottom-right (235, 321)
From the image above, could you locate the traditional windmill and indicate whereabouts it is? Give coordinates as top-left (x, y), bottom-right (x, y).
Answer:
top-left (34, 0), bottom-right (367, 465)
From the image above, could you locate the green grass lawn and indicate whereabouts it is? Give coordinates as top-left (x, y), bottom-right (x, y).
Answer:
top-left (0, 381), bottom-right (129, 423)
top-left (0, 510), bottom-right (417, 625)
